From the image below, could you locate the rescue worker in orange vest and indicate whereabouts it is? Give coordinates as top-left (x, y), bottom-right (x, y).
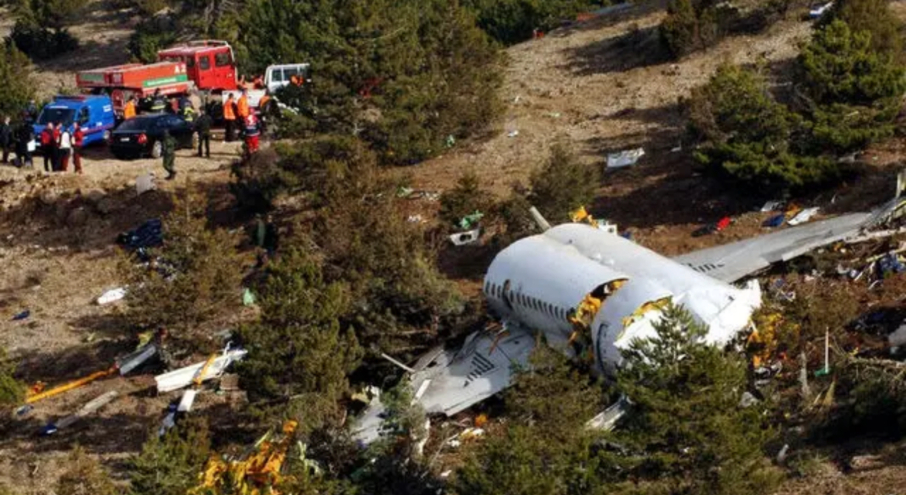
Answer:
top-left (244, 113), bottom-right (260, 155)
top-left (237, 89), bottom-right (250, 120)
top-left (257, 90), bottom-right (271, 134)
top-left (223, 94), bottom-right (237, 142)
top-left (123, 96), bottom-right (137, 120)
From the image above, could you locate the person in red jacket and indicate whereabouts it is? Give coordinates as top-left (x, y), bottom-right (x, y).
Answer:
top-left (72, 123), bottom-right (84, 174)
top-left (244, 113), bottom-right (260, 155)
top-left (40, 123), bottom-right (54, 172)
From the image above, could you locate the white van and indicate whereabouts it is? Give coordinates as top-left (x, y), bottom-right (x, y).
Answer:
top-left (263, 64), bottom-right (311, 93)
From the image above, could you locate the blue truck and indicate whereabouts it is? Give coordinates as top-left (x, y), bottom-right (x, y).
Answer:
top-left (32, 95), bottom-right (116, 147)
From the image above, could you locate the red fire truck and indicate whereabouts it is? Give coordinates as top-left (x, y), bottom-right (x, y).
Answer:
top-left (76, 40), bottom-right (240, 117)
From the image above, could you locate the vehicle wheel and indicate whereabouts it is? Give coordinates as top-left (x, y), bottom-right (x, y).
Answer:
top-left (150, 140), bottom-right (162, 159)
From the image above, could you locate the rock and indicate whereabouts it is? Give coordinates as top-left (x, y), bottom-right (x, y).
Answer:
top-left (82, 188), bottom-right (106, 205)
top-left (67, 207), bottom-right (89, 227)
top-left (96, 197), bottom-right (119, 215)
top-left (39, 188), bottom-right (59, 205)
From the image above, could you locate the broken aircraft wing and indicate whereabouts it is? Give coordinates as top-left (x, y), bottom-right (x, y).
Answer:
top-left (410, 323), bottom-right (536, 417)
top-left (672, 210), bottom-right (881, 283)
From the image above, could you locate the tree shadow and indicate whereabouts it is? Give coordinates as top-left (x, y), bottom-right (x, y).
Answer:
top-left (551, 0), bottom-right (669, 38)
top-left (566, 20), bottom-right (671, 76)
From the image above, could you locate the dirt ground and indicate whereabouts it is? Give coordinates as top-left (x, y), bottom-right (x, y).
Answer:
top-left (1, 0), bottom-right (906, 492)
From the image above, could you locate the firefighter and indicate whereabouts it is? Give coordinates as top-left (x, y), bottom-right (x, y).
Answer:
top-left (123, 96), bottom-right (137, 120)
top-left (50, 123), bottom-right (61, 171)
top-left (162, 129), bottom-right (177, 180)
top-left (150, 89), bottom-right (166, 113)
top-left (223, 94), bottom-right (237, 142)
top-left (182, 104), bottom-right (196, 123)
top-left (244, 113), bottom-right (260, 155)
top-left (237, 89), bottom-right (250, 119)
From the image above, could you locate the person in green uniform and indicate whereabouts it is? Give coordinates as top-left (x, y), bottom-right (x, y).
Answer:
top-left (162, 129), bottom-right (177, 180)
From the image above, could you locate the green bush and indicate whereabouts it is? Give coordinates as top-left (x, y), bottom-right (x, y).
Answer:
top-left (661, 0), bottom-right (723, 59)
top-left (689, 64), bottom-right (841, 190)
top-left (7, 22), bottom-right (78, 61)
top-left (527, 142), bottom-right (599, 223)
top-left (438, 171), bottom-right (494, 229)
top-left (0, 44), bottom-right (33, 120)
top-left (823, 0), bottom-right (903, 56)
top-left (238, 246), bottom-right (361, 431)
top-left (235, 0), bottom-right (503, 165)
top-left (0, 348), bottom-right (24, 408)
top-left (128, 417), bottom-right (211, 495)
top-left (122, 191), bottom-right (244, 339)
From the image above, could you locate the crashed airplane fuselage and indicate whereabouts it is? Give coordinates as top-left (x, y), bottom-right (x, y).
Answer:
top-left (353, 189), bottom-right (903, 443)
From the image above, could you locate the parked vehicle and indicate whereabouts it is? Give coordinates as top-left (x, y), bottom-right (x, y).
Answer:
top-left (32, 95), bottom-right (115, 147)
top-left (76, 40), bottom-right (308, 119)
top-left (109, 114), bottom-right (196, 159)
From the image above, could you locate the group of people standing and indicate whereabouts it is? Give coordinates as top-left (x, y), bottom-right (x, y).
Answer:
top-left (222, 88), bottom-right (263, 155)
top-left (37, 122), bottom-right (85, 174)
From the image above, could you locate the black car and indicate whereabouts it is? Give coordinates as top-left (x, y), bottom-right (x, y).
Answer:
top-left (109, 113), bottom-right (196, 159)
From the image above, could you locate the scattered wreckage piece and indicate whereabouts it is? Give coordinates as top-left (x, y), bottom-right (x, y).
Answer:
top-left (606, 148), bottom-right (645, 169)
top-left (97, 287), bottom-right (127, 305)
top-left (117, 344), bottom-right (158, 375)
top-left (155, 349), bottom-right (248, 393)
top-left (40, 391), bottom-right (120, 436)
top-left (449, 228), bottom-right (481, 246)
top-left (26, 367), bottom-right (118, 404)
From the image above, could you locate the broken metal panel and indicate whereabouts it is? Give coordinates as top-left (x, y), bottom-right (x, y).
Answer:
top-left (411, 325), bottom-right (536, 417)
top-left (117, 344), bottom-right (157, 375)
top-left (155, 349), bottom-right (248, 393)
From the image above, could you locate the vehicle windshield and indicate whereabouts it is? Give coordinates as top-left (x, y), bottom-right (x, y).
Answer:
top-left (38, 107), bottom-right (75, 126)
top-left (116, 118), bottom-right (155, 131)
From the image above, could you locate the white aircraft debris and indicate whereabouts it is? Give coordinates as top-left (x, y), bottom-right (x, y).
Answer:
top-left (97, 287), bottom-right (127, 305)
top-left (787, 207), bottom-right (820, 226)
top-left (155, 349), bottom-right (247, 393)
top-left (450, 228), bottom-right (481, 246)
top-left (607, 148), bottom-right (645, 169)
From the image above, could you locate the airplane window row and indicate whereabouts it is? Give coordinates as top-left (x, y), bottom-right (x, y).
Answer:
top-left (484, 280), bottom-right (569, 321)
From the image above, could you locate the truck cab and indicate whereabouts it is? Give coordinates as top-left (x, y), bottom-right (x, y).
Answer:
top-left (32, 95), bottom-right (116, 147)
top-left (157, 40), bottom-right (237, 91)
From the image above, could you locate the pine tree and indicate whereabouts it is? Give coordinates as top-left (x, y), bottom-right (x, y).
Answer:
top-left (438, 171), bottom-right (493, 229)
top-left (455, 347), bottom-right (610, 495)
top-left (823, 0), bottom-right (903, 56)
top-left (237, 246), bottom-right (362, 432)
top-left (798, 19), bottom-right (905, 153)
top-left (128, 417), bottom-right (212, 495)
top-left (0, 45), bottom-right (35, 119)
top-left (123, 190), bottom-right (244, 339)
top-left (614, 304), bottom-right (782, 495)
top-left (528, 142), bottom-right (599, 223)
